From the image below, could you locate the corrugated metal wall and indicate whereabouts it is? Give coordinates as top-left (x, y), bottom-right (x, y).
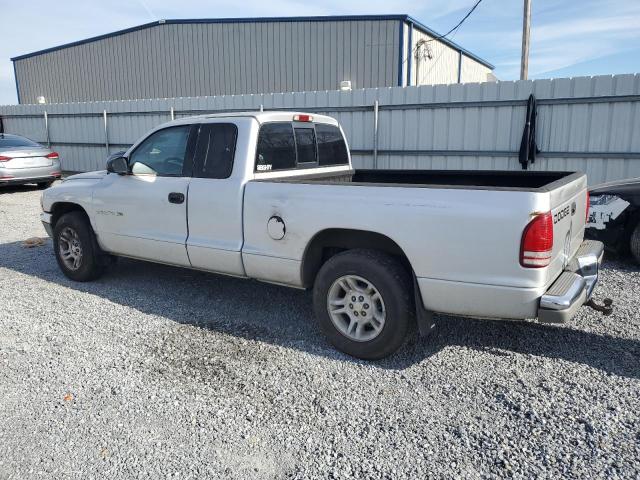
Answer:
top-left (1, 74), bottom-right (639, 185)
top-left (459, 55), bottom-right (492, 84)
top-left (411, 28), bottom-right (461, 86)
top-left (13, 20), bottom-right (401, 104)
top-left (403, 26), bottom-right (492, 87)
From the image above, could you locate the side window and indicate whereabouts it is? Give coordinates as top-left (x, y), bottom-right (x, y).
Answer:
top-left (129, 125), bottom-right (191, 176)
top-left (294, 127), bottom-right (317, 164)
top-left (193, 123), bottom-right (238, 179)
top-left (255, 123), bottom-right (296, 171)
top-left (316, 124), bottom-right (349, 166)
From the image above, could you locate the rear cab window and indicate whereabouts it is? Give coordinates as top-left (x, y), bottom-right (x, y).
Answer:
top-left (316, 124), bottom-right (349, 166)
top-left (256, 123), bottom-right (297, 171)
top-left (255, 121), bottom-right (348, 172)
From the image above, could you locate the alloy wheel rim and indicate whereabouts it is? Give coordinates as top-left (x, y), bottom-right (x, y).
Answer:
top-left (327, 274), bottom-right (386, 342)
top-left (58, 227), bottom-right (83, 271)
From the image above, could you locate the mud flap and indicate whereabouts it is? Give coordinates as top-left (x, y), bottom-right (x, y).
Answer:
top-left (413, 275), bottom-right (436, 337)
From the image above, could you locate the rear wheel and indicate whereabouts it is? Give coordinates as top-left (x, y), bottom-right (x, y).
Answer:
top-left (53, 212), bottom-right (105, 281)
top-left (313, 249), bottom-right (413, 360)
top-left (630, 221), bottom-right (640, 265)
top-left (37, 181), bottom-right (54, 189)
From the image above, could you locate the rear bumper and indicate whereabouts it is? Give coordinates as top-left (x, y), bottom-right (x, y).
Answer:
top-left (537, 240), bottom-right (604, 323)
top-left (0, 163), bottom-right (61, 185)
top-left (0, 173), bottom-right (61, 186)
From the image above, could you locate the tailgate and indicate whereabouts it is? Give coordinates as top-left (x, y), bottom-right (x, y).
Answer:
top-left (547, 173), bottom-right (589, 277)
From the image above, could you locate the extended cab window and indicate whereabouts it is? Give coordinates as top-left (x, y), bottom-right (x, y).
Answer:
top-left (193, 123), bottom-right (238, 179)
top-left (316, 124), bottom-right (348, 166)
top-left (129, 126), bottom-right (191, 176)
top-left (255, 123), bottom-right (296, 171)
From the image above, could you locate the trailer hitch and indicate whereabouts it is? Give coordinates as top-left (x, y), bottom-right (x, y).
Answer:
top-left (585, 297), bottom-right (614, 315)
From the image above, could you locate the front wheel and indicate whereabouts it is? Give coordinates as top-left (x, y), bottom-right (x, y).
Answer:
top-left (53, 212), bottom-right (105, 281)
top-left (313, 249), bottom-right (413, 360)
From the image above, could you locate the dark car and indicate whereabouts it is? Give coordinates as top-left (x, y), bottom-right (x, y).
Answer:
top-left (586, 177), bottom-right (640, 264)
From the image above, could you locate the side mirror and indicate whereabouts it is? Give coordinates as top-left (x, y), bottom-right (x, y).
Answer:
top-left (106, 156), bottom-right (129, 175)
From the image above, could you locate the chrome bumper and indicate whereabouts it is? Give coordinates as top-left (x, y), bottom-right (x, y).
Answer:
top-left (538, 240), bottom-right (604, 323)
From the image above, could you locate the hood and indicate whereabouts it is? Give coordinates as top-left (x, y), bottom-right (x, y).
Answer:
top-left (64, 170), bottom-right (108, 181)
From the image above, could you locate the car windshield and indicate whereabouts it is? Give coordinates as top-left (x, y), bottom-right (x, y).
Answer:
top-left (0, 134), bottom-right (41, 148)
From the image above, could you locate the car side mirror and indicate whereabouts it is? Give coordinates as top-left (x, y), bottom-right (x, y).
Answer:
top-left (106, 156), bottom-right (129, 175)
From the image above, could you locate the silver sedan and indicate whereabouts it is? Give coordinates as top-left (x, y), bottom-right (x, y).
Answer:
top-left (0, 133), bottom-right (61, 188)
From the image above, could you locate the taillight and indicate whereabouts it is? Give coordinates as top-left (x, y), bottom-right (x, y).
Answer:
top-left (520, 212), bottom-right (554, 268)
top-left (585, 191), bottom-right (590, 223)
top-left (46, 152), bottom-right (59, 159)
top-left (0, 155), bottom-right (11, 162)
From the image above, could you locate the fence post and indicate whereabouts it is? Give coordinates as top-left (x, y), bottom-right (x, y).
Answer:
top-left (103, 110), bottom-right (109, 155)
top-left (44, 110), bottom-right (50, 148)
top-left (170, 106), bottom-right (175, 120)
top-left (373, 100), bottom-right (379, 169)
top-left (260, 104), bottom-right (264, 112)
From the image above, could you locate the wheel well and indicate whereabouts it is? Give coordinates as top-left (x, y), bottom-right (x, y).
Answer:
top-left (50, 202), bottom-right (89, 228)
top-left (301, 229), bottom-right (412, 288)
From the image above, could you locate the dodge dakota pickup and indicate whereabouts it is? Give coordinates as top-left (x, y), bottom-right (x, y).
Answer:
top-left (41, 112), bottom-right (604, 359)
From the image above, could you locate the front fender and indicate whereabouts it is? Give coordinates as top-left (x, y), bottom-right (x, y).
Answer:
top-left (42, 175), bottom-right (104, 232)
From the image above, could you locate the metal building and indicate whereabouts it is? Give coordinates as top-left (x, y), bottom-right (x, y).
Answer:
top-left (11, 15), bottom-right (494, 104)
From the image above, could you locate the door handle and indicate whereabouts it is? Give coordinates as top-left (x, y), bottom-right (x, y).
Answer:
top-left (168, 192), bottom-right (185, 204)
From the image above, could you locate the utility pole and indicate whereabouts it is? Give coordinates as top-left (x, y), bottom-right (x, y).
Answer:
top-left (520, 0), bottom-right (531, 80)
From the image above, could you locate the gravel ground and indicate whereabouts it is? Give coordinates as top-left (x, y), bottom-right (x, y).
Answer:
top-left (0, 184), bottom-right (639, 479)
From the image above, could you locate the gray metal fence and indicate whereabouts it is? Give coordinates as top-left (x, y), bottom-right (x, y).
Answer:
top-left (1, 74), bottom-right (639, 185)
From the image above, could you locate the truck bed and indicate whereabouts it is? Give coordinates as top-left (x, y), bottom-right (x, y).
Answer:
top-left (244, 167), bottom-right (588, 319)
top-left (262, 169), bottom-right (583, 191)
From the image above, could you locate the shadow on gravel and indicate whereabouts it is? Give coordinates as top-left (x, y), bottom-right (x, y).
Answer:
top-left (0, 184), bottom-right (44, 194)
top-left (1, 239), bottom-right (639, 377)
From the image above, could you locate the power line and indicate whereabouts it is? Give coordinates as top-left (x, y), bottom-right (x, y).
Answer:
top-left (424, 0), bottom-right (484, 44)
top-left (403, 0), bottom-right (485, 66)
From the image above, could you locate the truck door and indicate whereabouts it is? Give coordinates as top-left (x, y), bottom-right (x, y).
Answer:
top-left (92, 125), bottom-right (196, 266)
top-left (186, 121), bottom-right (246, 276)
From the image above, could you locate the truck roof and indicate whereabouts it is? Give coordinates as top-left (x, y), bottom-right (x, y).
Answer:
top-left (167, 111), bottom-right (339, 126)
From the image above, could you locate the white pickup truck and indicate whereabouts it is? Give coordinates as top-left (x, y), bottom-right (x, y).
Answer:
top-left (41, 111), bottom-right (604, 359)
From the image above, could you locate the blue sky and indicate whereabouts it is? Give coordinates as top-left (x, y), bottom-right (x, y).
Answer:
top-left (0, 0), bottom-right (638, 104)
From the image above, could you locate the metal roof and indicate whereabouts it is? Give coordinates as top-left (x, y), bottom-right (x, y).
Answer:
top-left (10, 15), bottom-right (494, 69)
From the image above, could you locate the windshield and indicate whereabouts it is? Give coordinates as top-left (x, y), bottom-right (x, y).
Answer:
top-left (0, 134), bottom-right (41, 148)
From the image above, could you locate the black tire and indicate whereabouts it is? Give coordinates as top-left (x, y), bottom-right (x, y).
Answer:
top-left (37, 181), bottom-right (54, 189)
top-left (53, 211), bottom-right (105, 281)
top-left (631, 221), bottom-right (640, 265)
top-left (313, 249), bottom-right (413, 360)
